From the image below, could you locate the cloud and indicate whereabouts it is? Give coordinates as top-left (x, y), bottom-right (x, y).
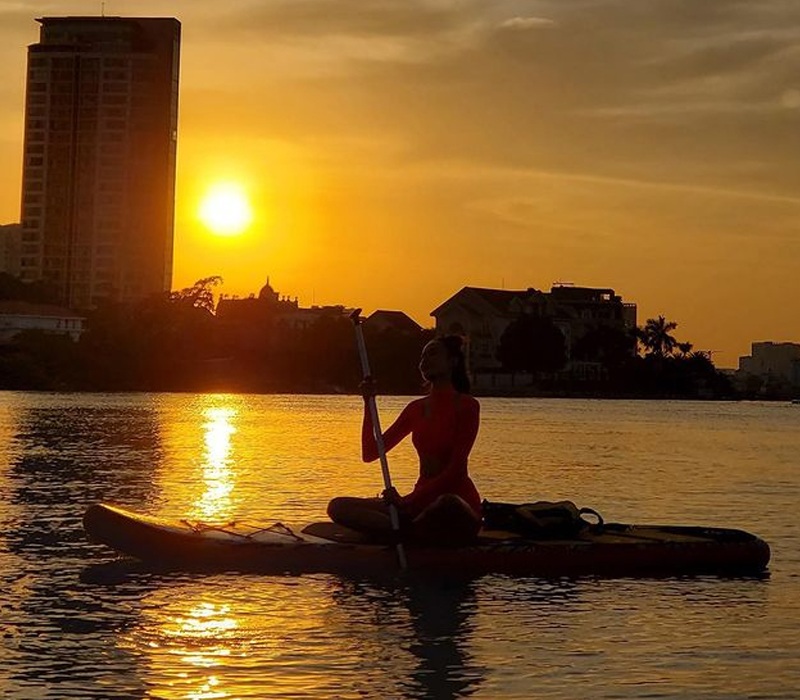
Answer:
top-left (782, 88), bottom-right (800, 109)
top-left (209, 0), bottom-right (478, 40)
top-left (170, 0), bottom-right (800, 203)
top-left (499, 16), bottom-right (555, 31)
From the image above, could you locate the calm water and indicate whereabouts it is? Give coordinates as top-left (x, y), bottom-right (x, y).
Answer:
top-left (0, 392), bottom-right (798, 699)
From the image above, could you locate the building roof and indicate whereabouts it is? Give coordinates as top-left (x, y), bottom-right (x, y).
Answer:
top-left (366, 310), bottom-right (423, 333)
top-left (430, 286), bottom-right (534, 317)
top-left (549, 285), bottom-right (618, 302)
top-left (0, 300), bottom-right (84, 318)
top-left (431, 284), bottom-right (634, 321)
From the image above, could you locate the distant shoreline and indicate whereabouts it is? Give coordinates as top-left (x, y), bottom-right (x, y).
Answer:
top-left (1, 386), bottom-right (793, 402)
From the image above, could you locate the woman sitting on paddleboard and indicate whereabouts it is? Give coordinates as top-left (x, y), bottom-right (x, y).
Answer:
top-left (327, 335), bottom-right (482, 545)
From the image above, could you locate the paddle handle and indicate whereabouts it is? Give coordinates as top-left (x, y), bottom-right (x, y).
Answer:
top-left (350, 309), bottom-right (407, 570)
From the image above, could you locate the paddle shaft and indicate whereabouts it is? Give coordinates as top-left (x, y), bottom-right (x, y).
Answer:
top-left (351, 311), bottom-right (407, 570)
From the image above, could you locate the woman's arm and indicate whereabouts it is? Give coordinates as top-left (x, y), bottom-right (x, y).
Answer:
top-left (362, 400), bottom-right (415, 462)
top-left (402, 398), bottom-right (480, 509)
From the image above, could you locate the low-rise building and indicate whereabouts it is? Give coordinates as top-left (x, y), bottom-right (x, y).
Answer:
top-left (0, 300), bottom-right (85, 342)
top-left (739, 341), bottom-right (800, 389)
top-left (430, 284), bottom-right (637, 379)
top-left (215, 278), bottom-right (355, 341)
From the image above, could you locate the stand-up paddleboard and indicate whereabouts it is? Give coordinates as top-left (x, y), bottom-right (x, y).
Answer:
top-left (83, 503), bottom-right (770, 578)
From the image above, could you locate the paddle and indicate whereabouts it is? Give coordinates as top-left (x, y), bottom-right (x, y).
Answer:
top-left (350, 309), bottom-right (408, 570)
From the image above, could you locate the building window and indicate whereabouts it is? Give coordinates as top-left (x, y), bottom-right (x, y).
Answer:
top-left (50, 94), bottom-right (74, 107)
top-left (52, 82), bottom-right (75, 96)
top-left (103, 82), bottom-right (128, 94)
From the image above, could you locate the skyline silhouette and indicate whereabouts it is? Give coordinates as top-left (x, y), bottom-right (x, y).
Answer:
top-left (0, 1), bottom-right (798, 365)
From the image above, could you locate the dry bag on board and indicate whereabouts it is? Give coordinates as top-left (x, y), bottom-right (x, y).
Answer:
top-left (481, 499), bottom-right (603, 538)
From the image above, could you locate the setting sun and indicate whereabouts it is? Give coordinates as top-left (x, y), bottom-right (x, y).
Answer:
top-left (199, 183), bottom-right (253, 236)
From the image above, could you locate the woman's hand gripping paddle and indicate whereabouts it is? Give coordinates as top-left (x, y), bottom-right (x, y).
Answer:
top-left (350, 309), bottom-right (408, 570)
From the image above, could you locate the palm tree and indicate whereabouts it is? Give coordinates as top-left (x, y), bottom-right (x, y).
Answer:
top-left (640, 316), bottom-right (679, 358)
top-left (676, 341), bottom-right (693, 358)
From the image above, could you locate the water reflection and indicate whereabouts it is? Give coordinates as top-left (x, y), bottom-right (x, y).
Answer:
top-left (403, 581), bottom-right (485, 699)
top-left (123, 587), bottom-right (238, 699)
top-left (332, 578), bottom-right (485, 699)
top-left (119, 574), bottom-right (486, 699)
top-left (124, 577), bottom-right (348, 699)
top-left (191, 406), bottom-right (238, 522)
top-left (1, 394), bottom-right (797, 699)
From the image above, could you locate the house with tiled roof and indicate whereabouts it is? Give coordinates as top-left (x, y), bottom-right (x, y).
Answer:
top-left (0, 300), bottom-right (85, 342)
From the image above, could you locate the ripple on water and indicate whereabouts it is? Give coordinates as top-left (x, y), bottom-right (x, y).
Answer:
top-left (0, 393), bottom-right (798, 699)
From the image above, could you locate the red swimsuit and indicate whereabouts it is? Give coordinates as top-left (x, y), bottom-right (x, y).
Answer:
top-left (362, 386), bottom-right (482, 518)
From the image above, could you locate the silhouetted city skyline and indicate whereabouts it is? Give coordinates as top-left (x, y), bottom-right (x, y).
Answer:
top-left (0, 4), bottom-right (798, 365)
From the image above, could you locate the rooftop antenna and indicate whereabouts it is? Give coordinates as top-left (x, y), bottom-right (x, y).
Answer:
top-left (101, 2), bottom-right (105, 17)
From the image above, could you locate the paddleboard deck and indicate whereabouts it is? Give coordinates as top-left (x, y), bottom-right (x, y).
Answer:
top-left (83, 503), bottom-right (771, 578)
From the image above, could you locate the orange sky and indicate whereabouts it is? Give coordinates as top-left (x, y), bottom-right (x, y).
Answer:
top-left (1, 1), bottom-right (798, 366)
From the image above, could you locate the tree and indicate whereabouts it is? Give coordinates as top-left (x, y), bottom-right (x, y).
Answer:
top-left (77, 277), bottom-right (223, 390)
top-left (638, 316), bottom-right (679, 358)
top-left (573, 325), bottom-right (636, 367)
top-left (169, 276), bottom-right (223, 313)
top-left (497, 314), bottom-right (567, 374)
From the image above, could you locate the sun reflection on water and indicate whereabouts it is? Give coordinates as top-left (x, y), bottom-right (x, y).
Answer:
top-left (123, 591), bottom-right (243, 700)
top-left (121, 579), bottom-right (369, 700)
top-left (191, 405), bottom-right (238, 522)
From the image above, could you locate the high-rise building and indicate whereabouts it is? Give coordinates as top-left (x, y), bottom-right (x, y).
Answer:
top-left (20, 16), bottom-right (180, 308)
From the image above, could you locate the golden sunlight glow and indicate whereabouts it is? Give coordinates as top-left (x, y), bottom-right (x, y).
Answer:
top-left (121, 592), bottom-right (241, 700)
top-left (198, 183), bottom-right (253, 236)
top-left (122, 581), bottom-right (350, 699)
top-left (191, 406), bottom-right (237, 521)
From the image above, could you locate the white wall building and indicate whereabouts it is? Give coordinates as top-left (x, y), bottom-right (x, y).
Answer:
top-left (0, 300), bottom-right (85, 342)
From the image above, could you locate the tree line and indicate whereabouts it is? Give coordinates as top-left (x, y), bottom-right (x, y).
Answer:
top-left (494, 312), bottom-right (734, 398)
top-left (0, 275), bottom-right (735, 398)
top-left (0, 276), bottom-right (432, 394)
